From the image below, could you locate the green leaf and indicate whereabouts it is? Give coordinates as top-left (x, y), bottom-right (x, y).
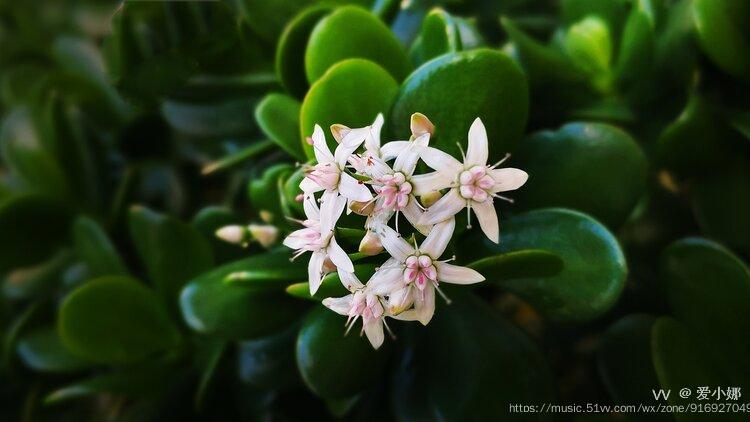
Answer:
top-left (161, 97), bottom-right (257, 138)
top-left (661, 238), bottom-right (750, 385)
top-left (255, 93), bottom-right (305, 161)
top-left (597, 314), bottom-right (666, 413)
top-left (179, 251), bottom-right (309, 340)
top-left (248, 163), bottom-right (295, 226)
top-left (409, 8), bottom-right (462, 67)
top-left (239, 323), bottom-right (299, 390)
top-left (390, 49), bottom-right (528, 160)
top-left (564, 17), bottom-right (612, 76)
top-left (614, 3), bottom-right (655, 88)
top-left (693, 0), bottom-right (750, 82)
top-left (300, 59), bottom-right (398, 159)
top-left (129, 206), bottom-right (214, 304)
top-left (276, 5), bottom-right (332, 98)
top-left (0, 108), bottom-right (69, 199)
top-left (296, 305), bottom-right (390, 399)
top-left (651, 317), bottom-right (736, 420)
top-left (239, 0), bottom-right (313, 44)
top-left (16, 326), bottom-right (92, 373)
top-left (459, 208), bottom-right (627, 322)
top-left (58, 276), bottom-right (182, 364)
top-left (72, 216), bottom-right (128, 278)
top-left (467, 249), bottom-right (564, 282)
top-left (305, 6), bottom-right (410, 84)
top-left (515, 122), bottom-right (648, 227)
top-left (0, 194), bottom-right (73, 273)
top-left (44, 364), bottom-right (181, 405)
top-left (691, 162), bottom-right (750, 256)
top-left (201, 140), bottom-right (276, 175)
top-left (391, 292), bottom-right (555, 420)
top-left (2, 250), bottom-right (73, 300)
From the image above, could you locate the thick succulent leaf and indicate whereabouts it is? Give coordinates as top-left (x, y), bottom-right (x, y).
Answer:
top-left (238, 323), bottom-right (300, 390)
top-left (597, 314), bottom-right (667, 415)
top-left (390, 49), bottom-right (528, 160)
top-left (305, 6), bottom-right (410, 84)
top-left (16, 326), bottom-right (93, 373)
top-left (72, 216), bottom-right (128, 277)
top-left (459, 208), bottom-right (627, 322)
top-left (179, 250), bottom-right (308, 340)
top-left (58, 276), bottom-right (182, 364)
top-left (661, 238), bottom-right (750, 385)
top-left (248, 163), bottom-right (295, 226)
top-left (515, 122), bottom-right (648, 228)
top-left (201, 139), bottom-right (276, 175)
top-left (409, 8), bottom-right (462, 67)
top-left (161, 97), bottom-right (258, 139)
top-left (693, 0), bottom-right (750, 82)
top-left (391, 292), bottom-right (555, 420)
top-left (2, 250), bottom-right (73, 300)
top-left (468, 249), bottom-right (564, 282)
top-left (255, 93), bottom-right (305, 161)
top-left (691, 162), bottom-right (750, 256)
top-left (300, 59), bottom-right (398, 159)
top-left (0, 194), bottom-right (73, 273)
top-left (296, 305), bottom-right (391, 399)
top-left (129, 206), bottom-right (214, 304)
top-left (276, 5), bottom-right (332, 98)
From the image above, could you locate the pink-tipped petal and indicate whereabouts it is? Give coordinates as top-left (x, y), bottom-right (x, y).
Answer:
top-left (322, 295), bottom-right (354, 315)
top-left (414, 286), bottom-right (436, 325)
top-left (300, 176), bottom-right (324, 194)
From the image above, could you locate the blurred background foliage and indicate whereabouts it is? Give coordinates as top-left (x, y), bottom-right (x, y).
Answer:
top-left (0, 0), bottom-right (748, 420)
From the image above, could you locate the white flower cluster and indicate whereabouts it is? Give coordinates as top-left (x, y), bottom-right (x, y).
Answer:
top-left (283, 113), bottom-right (528, 349)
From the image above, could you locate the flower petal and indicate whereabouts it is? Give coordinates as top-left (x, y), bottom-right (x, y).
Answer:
top-left (435, 262), bottom-right (485, 284)
top-left (365, 113), bottom-right (384, 153)
top-left (401, 197), bottom-right (431, 235)
top-left (421, 146), bottom-right (463, 176)
top-left (393, 133), bottom-right (429, 175)
top-left (322, 295), bottom-right (353, 315)
top-left (380, 141), bottom-right (409, 161)
top-left (414, 285), bottom-right (436, 325)
top-left (335, 127), bottom-right (368, 167)
top-left (490, 168), bottom-right (529, 192)
top-left (364, 321), bottom-right (385, 349)
top-left (368, 266), bottom-right (404, 295)
top-left (311, 125), bottom-right (334, 164)
top-left (308, 250), bottom-right (326, 294)
top-left (319, 191), bottom-right (346, 234)
top-left (338, 172), bottom-right (373, 202)
top-left (327, 236), bottom-right (354, 273)
top-left (411, 171), bottom-right (452, 196)
top-left (375, 224), bottom-right (414, 262)
top-left (472, 199), bottom-right (499, 243)
top-left (420, 218), bottom-right (455, 258)
top-left (300, 176), bottom-right (324, 194)
top-left (338, 269), bottom-right (364, 291)
top-left (420, 188), bottom-right (466, 226)
top-left (302, 194), bottom-right (320, 220)
top-left (466, 117), bottom-right (488, 167)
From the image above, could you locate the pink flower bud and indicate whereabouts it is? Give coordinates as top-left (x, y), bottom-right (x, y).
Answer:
top-left (359, 230), bottom-right (383, 256)
top-left (247, 224), bottom-right (279, 248)
top-left (215, 225), bottom-right (247, 245)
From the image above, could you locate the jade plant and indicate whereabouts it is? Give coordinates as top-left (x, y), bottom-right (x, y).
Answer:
top-left (0, 0), bottom-right (748, 421)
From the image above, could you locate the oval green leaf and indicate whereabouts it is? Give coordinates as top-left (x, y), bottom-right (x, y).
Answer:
top-left (305, 6), bottom-right (410, 84)
top-left (16, 326), bottom-right (93, 373)
top-left (73, 216), bottom-right (128, 277)
top-left (390, 49), bottom-right (528, 160)
top-left (409, 8), bottom-right (462, 67)
top-left (468, 249), bottom-right (564, 282)
top-left (300, 59), bottom-right (398, 159)
top-left (458, 208), bottom-right (627, 322)
top-left (255, 93), bottom-right (305, 161)
top-left (296, 305), bottom-right (390, 399)
top-left (239, 323), bottom-right (299, 390)
top-left (58, 276), bottom-right (181, 364)
top-left (693, 0), bottom-right (750, 82)
top-left (515, 122), bottom-right (647, 227)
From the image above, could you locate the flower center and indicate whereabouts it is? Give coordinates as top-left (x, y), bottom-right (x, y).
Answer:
top-left (375, 172), bottom-right (412, 211)
top-left (349, 291), bottom-right (384, 324)
top-left (307, 162), bottom-right (340, 190)
top-left (404, 254), bottom-right (437, 290)
top-left (458, 165), bottom-right (494, 202)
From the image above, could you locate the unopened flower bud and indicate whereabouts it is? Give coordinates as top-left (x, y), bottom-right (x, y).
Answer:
top-left (349, 200), bottom-right (375, 216)
top-left (420, 190), bottom-right (443, 208)
top-left (359, 230), bottom-right (384, 256)
top-left (295, 193), bottom-right (304, 202)
top-left (330, 124), bottom-right (351, 143)
top-left (410, 112), bottom-right (434, 139)
top-left (215, 225), bottom-right (247, 245)
top-left (247, 224), bottom-right (278, 248)
top-left (305, 136), bottom-right (314, 145)
top-left (259, 210), bottom-right (273, 224)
